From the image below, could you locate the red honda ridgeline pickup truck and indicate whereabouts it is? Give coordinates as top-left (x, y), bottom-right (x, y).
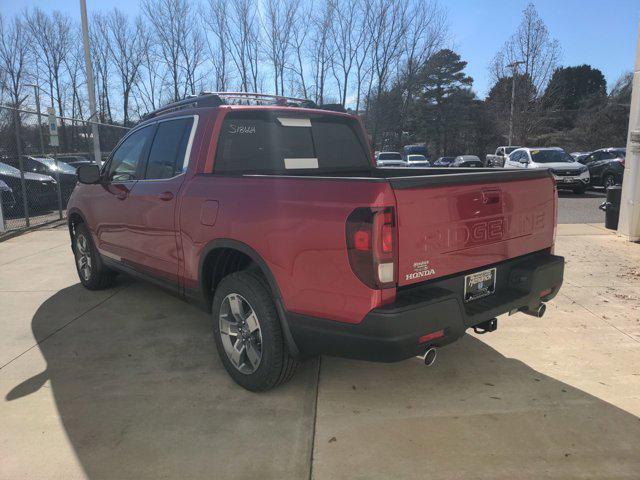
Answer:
top-left (68, 93), bottom-right (564, 391)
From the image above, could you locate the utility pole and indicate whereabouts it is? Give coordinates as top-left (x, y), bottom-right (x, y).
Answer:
top-left (507, 61), bottom-right (525, 146)
top-left (80, 0), bottom-right (101, 164)
top-left (25, 84), bottom-right (45, 156)
top-left (618, 19), bottom-right (640, 241)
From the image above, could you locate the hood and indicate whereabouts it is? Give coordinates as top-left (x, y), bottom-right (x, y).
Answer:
top-left (0, 162), bottom-right (56, 182)
top-left (531, 161), bottom-right (582, 171)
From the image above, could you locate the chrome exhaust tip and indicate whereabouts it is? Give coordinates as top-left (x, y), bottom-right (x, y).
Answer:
top-left (419, 347), bottom-right (437, 366)
top-left (521, 303), bottom-right (546, 318)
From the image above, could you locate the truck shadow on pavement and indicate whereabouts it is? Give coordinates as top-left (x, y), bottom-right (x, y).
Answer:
top-left (6, 280), bottom-right (640, 479)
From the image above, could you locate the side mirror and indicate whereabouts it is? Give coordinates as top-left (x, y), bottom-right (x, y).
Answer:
top-left (76, 164), bottom-right (101, 184)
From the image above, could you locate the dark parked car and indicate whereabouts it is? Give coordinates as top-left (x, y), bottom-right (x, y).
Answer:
top-left (3, 156), bottom-right (77, 202)
top-left (578, 148), bottom-right (625, 188)
top-left (0, 161), bottom-right (58, 215)
top-left (0, 179), bottom-right (16, 214)
top-left (452, 155), bottom-right (483, 168)
top-left (432, 156), bottom-right (455, 167)
top-left (570, 151), bottom-right (590, 163)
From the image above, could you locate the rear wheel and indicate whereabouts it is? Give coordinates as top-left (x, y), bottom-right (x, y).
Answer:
top-left (73, 223), bottom-right (117, 290)
top-left (212, 271), bottom-right (299, 391)
top-left (603, 174), bottom-right (617, 188)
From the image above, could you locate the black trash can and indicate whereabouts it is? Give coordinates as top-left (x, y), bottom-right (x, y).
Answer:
top-left (599, 185), bottom-right (622, 230)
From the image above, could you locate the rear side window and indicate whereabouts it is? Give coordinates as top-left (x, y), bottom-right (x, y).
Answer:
top-left (145, 117), bottom-right (194, 179)
top-left (214, 111), bottom-right (370, 173)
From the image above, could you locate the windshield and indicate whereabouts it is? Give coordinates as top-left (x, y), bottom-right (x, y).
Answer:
top-left (531, 150), bottom-right (575, 164)
top-left (378, 153), bottom-right (402, 161)
top-left (407, 155), bottom-right (426, 161)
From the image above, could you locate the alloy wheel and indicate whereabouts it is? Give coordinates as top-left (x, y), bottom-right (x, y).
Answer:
top-left (218, 293), bottom-right (263, 374)
top-left (76, 234), bottom-right (92, 281)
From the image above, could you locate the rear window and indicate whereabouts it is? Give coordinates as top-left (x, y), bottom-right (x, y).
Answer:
top-left (214, 111), bottom-right (370, 173)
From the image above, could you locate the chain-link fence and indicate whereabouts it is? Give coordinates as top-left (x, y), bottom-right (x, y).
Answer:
top-left (0, 105), bottom-right (130, 236)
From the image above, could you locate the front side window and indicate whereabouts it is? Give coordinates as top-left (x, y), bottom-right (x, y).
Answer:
top-left (108, 125), bottom-right (155, 182)
top-left (145, 117), bottom-right (194, 180)
top-left (214, 111), bottom-right (370, 173)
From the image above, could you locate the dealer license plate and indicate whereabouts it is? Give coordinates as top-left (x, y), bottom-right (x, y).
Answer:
top-left (464, 268), bottom-right (497, 302)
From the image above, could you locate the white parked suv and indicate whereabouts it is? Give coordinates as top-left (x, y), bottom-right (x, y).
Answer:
top-left (504, 147), bottom-right (590, 194)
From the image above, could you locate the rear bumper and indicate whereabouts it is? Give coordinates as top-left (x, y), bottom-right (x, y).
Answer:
top-left (287, 250), bottom-right (564, 362)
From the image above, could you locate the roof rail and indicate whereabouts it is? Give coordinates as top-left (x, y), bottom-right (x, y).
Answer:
top-left (142, 93), bottom-right (223, 120)
top-left (142, 91), bottom-right (322, 120)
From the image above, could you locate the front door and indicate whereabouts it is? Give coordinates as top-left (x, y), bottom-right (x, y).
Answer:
top-left (94, 124), bottom-right (156, 264)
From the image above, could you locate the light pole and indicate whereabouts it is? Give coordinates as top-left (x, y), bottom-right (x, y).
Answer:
top-left (80, 0), bottom-right (101, 164)
top-left (25, 83), bottom-right (46, 156)
top-left (507, 61), bottom-right (525, 146)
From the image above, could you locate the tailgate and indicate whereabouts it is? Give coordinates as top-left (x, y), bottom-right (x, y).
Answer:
top-left (391, 172), bottom-right (556, 287)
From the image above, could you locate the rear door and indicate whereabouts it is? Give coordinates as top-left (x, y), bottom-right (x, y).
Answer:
top-left (124, 115), bottom-right (197, 285)
top-left (392, 174), bottom-right (556, 287)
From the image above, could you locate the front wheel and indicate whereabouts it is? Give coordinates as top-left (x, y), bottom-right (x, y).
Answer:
top-left (212, 271), bottom-right (299, 391)
top-left (73, 223), bottom-right (117, 290)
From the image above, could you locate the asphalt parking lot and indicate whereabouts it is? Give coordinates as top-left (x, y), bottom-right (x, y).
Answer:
top-left (557, 188), bottom-right (607, 224)
top-left (1, 221), bottom-right (639, 479)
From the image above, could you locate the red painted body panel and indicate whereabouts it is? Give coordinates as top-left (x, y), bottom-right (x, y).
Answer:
top-left (179, 175), bottom-right (396, 323)
top-left (68, 104), bottom-right (558, 327)
top-left (394, 177), bottom-right (555, 286)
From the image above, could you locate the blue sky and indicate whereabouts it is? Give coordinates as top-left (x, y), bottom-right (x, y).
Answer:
top-left (4, 0), bottom-right (639, 98)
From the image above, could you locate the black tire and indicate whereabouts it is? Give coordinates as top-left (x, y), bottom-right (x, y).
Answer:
top-left (73, 223), bottom-right (117, 290)
top-left (573, 185), bottom-right (586, 194)
top-left (212, 271), bottom-right (299, 391)
top-left (603, 174), bottom-right (617, 188)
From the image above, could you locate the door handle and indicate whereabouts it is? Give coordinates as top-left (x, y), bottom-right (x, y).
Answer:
top-left (158, 191), bottom-right (174, 201)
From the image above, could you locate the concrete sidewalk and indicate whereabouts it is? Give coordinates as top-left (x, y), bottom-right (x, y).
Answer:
top-left (1, 224), bottom-right (639, 479)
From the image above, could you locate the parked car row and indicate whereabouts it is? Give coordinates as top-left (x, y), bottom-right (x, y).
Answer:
top-left (0, 154), bottom-right (93, 217)
top-left (375, 152), bottom-right (485, 168)
top-left (503, 147), bottom-right (590, 194)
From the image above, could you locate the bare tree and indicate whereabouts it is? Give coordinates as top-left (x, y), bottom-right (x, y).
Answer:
top-left (490, 2), bottom-right (561, 143)
top-left (143, 0), bottom-right (202, 101)
top-left (309, 1), bottom-right (335, 103)
top-left (203, 0), bottom-right (231, 90)
top-left (107, 10), bottom-right (147, 125)
top-left (0, 14), bottom-right (29, 109)
top-left (90, 12), bottom-right (113, 122)
top-left (227, 0), bottom-right (261, 92)
top-left (25, 9), bottom-right (72, 146)
top-left (286, 2), bottom-right (312, 98)
top-left (368, 0), bottom-right (409, 146)
top-left (264, 0), bottom-right (297, 95)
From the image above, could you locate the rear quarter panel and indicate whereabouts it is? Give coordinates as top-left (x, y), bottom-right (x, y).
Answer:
top-left (180, 176), bottom-right (396, 323)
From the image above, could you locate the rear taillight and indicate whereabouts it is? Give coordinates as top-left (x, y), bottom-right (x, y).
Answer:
top-left (346, 207), bottom-right (396, 289)
top-left (619, 157), bottom-right (625, 167)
